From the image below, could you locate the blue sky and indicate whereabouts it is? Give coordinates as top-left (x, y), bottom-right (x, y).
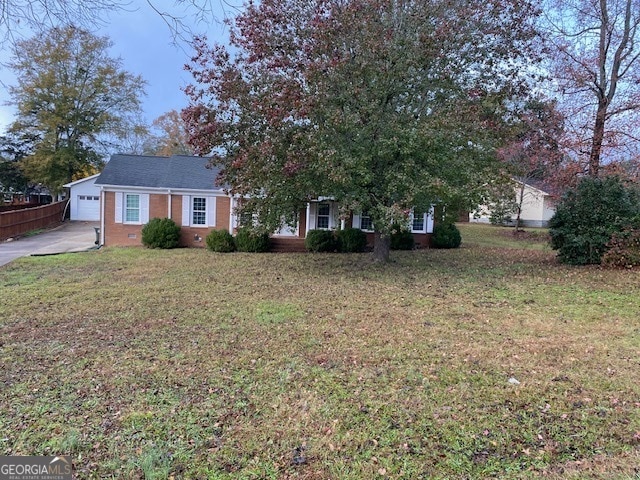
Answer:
top-left (0, 0), bottom-right (234, 131)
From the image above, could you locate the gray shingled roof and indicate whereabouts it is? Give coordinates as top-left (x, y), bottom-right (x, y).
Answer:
top-left (95, 154), bottom-right (226, 191)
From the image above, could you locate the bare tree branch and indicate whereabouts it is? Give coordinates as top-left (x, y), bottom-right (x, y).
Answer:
top-left (542, 0), bottom-right (640, 175)
top-left (0, 0), bottom-right (240, 47)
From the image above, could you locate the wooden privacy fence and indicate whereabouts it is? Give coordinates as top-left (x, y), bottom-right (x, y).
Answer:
top-left (0, 200), bottom-right (67, 240)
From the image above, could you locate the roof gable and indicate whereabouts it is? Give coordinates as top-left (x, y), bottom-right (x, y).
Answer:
top-left (95, 154), bottom-right (225, 191)
top-left (513, 178), bottom-right (553, 196)
top-left (63, 173), bottom-right (100, 188)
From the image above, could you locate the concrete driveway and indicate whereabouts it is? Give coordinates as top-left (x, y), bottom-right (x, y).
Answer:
top-left (0, 221), bottom-right (100, 267)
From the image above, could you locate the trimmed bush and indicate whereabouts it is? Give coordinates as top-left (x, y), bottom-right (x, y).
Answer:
top-left (206, 229), bottom-right (236, 252)
top-left (432, 222), bottom-right (462, 249)
top-left (489, 199), bottom-right (517, 226)
top-left (305, 229), bottom-right (339, 252)
top-left (141, 218), bottom-right (181, 249)
top-left (390, 224), bottom-right (415, 250)
top-left (549, 176), bottom-right (640, 265)
top-left (235, 227), bottom-right (270, 252)
top-left (337, 228), bottom-right (368, 253)
top-left (601, 228), bottom-right (640, 268)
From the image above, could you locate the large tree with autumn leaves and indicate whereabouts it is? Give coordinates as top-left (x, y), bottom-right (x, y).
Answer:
top-left (541, 0), bottom-right (640, 179)
top-left (7, 26), bottom-right (145, 194)
top-left (183, 0), bottom-right (541, 261)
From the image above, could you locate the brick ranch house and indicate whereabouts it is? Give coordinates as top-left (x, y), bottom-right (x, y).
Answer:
top-left (94, 154), bottom-right (434, 250)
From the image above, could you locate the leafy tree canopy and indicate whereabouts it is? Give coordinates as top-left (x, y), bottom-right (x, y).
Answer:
top-left (144, 110), bottom-right (193, 156)
top-left (7, 26), bottom-right (146, 193)
top-left (549, 175), bottom-right (640, 265)
top-left (183, 0), bottom-right (542, 260)
top-left (0, 159), bottom-right (27, 194)
top-left (0, 131), bottom-right (34, 194)
top-left (495, 97), bottom-right (565, 229)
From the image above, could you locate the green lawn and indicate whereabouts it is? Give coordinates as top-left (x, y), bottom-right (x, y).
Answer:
top-left (0, 223), bottom-right (638, 479)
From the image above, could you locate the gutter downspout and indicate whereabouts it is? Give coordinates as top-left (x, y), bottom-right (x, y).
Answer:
top-left (229, 196), bottom-right (234, 234)
top-left (100, 186), bottom-right (105, 246)
top-left (168, 190), bottom-right (172, 219)
top-left (62, 198), bottom-right (70, 221)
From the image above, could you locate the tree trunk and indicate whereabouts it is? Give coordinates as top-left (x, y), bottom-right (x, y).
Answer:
top-left (514, 181), bottom-right (525, 233)
top-left (588, 99), bottom-right (607, 177)
top-left (373, 232), bottom-right (390, 262)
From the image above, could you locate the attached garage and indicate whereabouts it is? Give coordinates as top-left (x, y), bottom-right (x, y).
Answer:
top-left (64, 174), bottom-right (101, 221)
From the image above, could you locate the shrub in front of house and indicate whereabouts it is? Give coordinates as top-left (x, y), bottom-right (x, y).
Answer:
top-left (487, 184), bottom-right (517, 226)
top-left (141, 218), bottom-right (181, 249)
top-left (549, 176), bottom-right (640, 265)
top-left (432, 222), bottom-right (462, 249)
top-left (490, 208), bottom-right (515, 226)
top-left (305, 229), bottom-right (339, 252)
top-left (601, 228), bottom-right (640, 268)
top-left (337, 228), bottom-right (368, 253)
top-left (235, 227), bottom-right (271, 252)
top-left (206, 229), bottom-right (236, 252)
top-left (390, 224), bottom-right (415, 250)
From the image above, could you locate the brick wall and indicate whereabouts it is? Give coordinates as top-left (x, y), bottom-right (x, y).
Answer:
top-left (150, 194), bottom-right (169, 219)
top-left (103, 191), bottom-right (143, 247)
top-left (103, 191), bottom-right (234, 248)
top-left (102, 192), bottom-right (436, 250)
top-left (363, 232), bottom-right (431, 249)
top-left (179, 195), bottom-right (232, 248)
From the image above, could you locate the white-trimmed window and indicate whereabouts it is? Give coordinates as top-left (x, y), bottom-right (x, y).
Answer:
top-left (238, 211), bottom-right (254, 228)
top-left (410, 207), bottom-right (434, 233)
top-left (115, 192), bottom-right (149, 225)
top-left (192, 197), bottom-right (207, 225)
top-left (182, 195), bottom-right (216, 227)
top-left (231, 198), bottom-right (253, 229)
top-left (360, 213), bottom-right (374, 232)
top-left (125, 194), bottom-right (140, 223)
top-left (317, 203), bottom-right (331, 229)
top-left (352, 212), bottom-right (374, 232)
top-left (307, 201), bottom-right (336, 232)
top-left (412, 209), bottom-right (425, 232)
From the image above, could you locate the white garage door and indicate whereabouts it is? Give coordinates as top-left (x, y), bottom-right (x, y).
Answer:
top-left (76, 195), bottom-right (100, 221)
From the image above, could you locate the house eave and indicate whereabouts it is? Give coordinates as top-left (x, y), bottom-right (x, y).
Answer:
top-left (512, 178), bottom-right (551, 196)
top-left (96, 184), bottom-right (227, 195)
top-left (63, 173), bottom-right (100, 188)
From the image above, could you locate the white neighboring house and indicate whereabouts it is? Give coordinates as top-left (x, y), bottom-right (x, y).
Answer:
top-left (470, 180), bottom-right (556, 228)
top-left (63, 174), bottom-right (101, 221)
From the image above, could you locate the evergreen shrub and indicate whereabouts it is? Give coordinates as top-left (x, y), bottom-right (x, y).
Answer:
top-left (337, 228), bottom-right (368, 253)
top-left (305, 229), bottom-right (338, 252)
top-left (206, 229), bottom-right (236, 252)
top-left (549, 176), bottom-right (640, 265)
top-left (390, 224), bottom-right (415, 250)
top-left (235, 228), bottom-right (270, 252)
top-left (432, 222), bottom-right (462, 249)
top-left (141, 218), bottom-right (181, 249)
